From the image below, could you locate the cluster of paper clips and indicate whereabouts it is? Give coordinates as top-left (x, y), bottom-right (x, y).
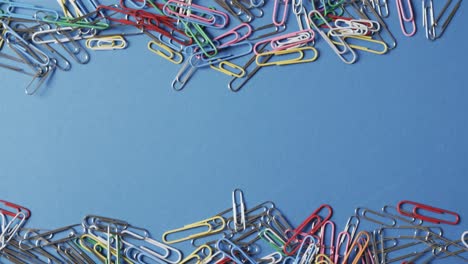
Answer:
top-left (1, 192), bottom-right (467, 264)
top-left (0, 0), bottom-right (463, 94)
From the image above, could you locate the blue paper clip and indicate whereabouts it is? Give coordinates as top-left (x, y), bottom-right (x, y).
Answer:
top-left (217, 238), bottom-right (258, 264)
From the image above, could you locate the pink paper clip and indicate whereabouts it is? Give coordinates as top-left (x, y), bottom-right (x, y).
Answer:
top-left (334, 231), bottom-right (350, 264)
top-left (272, 0), bottom-right (290, 26)
top-left (319, 220), bottom-right (335, 262)
top-left (214, 23), bottom-right (253, 48)
top-left (397, 200), bottom-right (460, 225)
top-left (253, 29), bottom-right (315, 55)
top-left (396, 0), bottom-right (416, 37)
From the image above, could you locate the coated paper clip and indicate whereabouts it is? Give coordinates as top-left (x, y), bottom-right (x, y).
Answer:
top-left (283, 204), bottom-right (333, 255)
top-left (397, 200), bottom-right (460, 225)
top-left (162, 216), bottom-right (226, 244)
top-left (396, 0), bottom-right (417, 37)
top-left (341, 231), bottom-right (370, 264)
top-left (0, 200), bottom-right (31, 219)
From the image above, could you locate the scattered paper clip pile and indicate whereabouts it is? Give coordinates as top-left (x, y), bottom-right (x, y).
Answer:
top-left (0, 0), bottom-right (462, 94)
top-left (1, 191), bottom-right (467, 264)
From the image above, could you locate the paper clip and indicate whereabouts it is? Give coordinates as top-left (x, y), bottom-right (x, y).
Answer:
top-left (125, 244), bottom-right (179, 264)
top-left (214, 23), bottom-right (253, 48)
top-left (344, 0), bottom-right (397, 50)
top-left (0, 0), bottom-right (60, 21)
top-left (294, 5), bottom-right (311, 31)
top-left (423, 0), bottom-right (462, 40)
top-left (217, 238), bottom-right (257, 264)
top-left (334, 231), bottom-right (350, 264)
top-left (370, 0), bottom-right (390, 18)
top-left (272, 0), bottom-right (290, 26)
top-left (182, 23), bottom-right (218, 58)
top-left (342, 231), bottom-right (370, 264)
top-left (318, 220), bottom-right (335, 262)
top-left (162, 216), bottom-right (226, 244)
top-left (396, 0), bottom-right (417, 37)
top-left (330, 19), bottom-right (380, 37)
top-left (259, 228), bottom-right (286, 254)
top-left (19, 224), bottom-right (83, 250)
top-left (172, 57), bottom-right (199, 91)
top-left (333, 35), bottom-right (388, 55)
top-left (210, 61), bottom-right (246, 78)
top-left (232, 189), bottom-right (247, 232)
top-left (86, 35), bottom-right (127, 50)
top-left (462, 231), bottom-right (468, 248)
top-left (256, 46), bottom-right (319, 66)
top-left (83, 232), bottom-right (131, 264)
top-left (283, 204), bottom-right (333, 255)
top-left (2, 22), bottom-right (50, 67)
top-left (309, 10), bottom-right (357, 64)
top-left (82, 215), bottom-right (131, 234)
top-left (121, 229), bottom-right (183, 264)
top-left (397, 200), bottom-right (460, 225)
top-left (0, 200), bottom-right (31, 219)
top-left (0, 212), bottom-right (27, 250)
top-left (163, 0), bottom-right (229, 28)
top-left (148, 40), bottom-right (183, 64)
top-left (315, 254), bottom-right (334, 264)
top-left (422, 0), bottom-right (436, 39)
top-left (179, 245), bottom-right (212, 264)
top-left (294, 235), bottom-right (320, 264)
top-left (356, 207), bottom-right (396, 226)
top-left (253, 29), bottom-right (315, 55)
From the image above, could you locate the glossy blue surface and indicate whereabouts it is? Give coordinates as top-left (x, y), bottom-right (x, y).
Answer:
top-left (0, 1), bottom-right (466, 263)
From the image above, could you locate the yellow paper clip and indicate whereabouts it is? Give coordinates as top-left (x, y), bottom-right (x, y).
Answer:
top-left (162, 216), bottom-right (226, 244)
top-left (256, 46), bottom-right (319, 67)
top-left (315, 254), bottom-right (334, 264)
top-left (86, 35), bottom-right (128, 51)
top-left (56, 0), bottom-right (73, 18)
top-left (210, 61), bottom-right (246, 78)
top-left (333, 35), bottom-right (388, 55)
top-left (179, 245), bottom-right (212, 264)
top-left (148, 40), bottom-right (183, 64)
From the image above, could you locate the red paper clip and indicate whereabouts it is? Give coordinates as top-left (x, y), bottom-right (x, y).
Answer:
top-left (397, 200), bottom-right (460, 225)
top-left (0, 200), bottom-right (31, 219)
top-left (97, 5), bottom-right (192, 46)
top-left (283, 204), bottom-right (333, 255)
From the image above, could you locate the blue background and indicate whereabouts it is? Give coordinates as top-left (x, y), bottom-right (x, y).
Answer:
top-left (0, 0), bottom-right (466, 263)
